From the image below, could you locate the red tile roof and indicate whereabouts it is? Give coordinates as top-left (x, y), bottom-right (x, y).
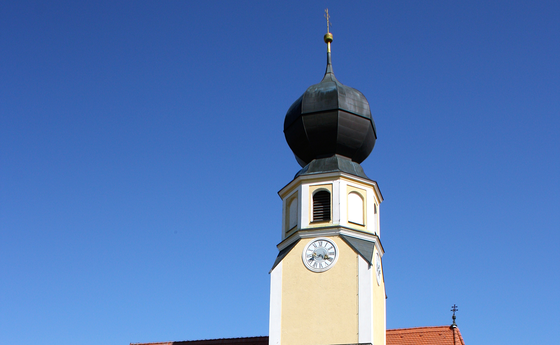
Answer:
top-left (387, 326), bottom-right (465, 345)
top-left (131, 326), bottom-right (465, 345)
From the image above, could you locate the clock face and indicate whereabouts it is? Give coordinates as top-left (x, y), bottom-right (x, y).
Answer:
top-left (302, 238), bottom-right (338, 272)
top-left (375, 252), bottom-right (382, 285)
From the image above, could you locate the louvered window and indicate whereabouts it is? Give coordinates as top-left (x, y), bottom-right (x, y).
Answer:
top-left (313, 191), bottom-right (331, 222)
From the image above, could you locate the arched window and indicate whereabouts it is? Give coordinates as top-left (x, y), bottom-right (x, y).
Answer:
top-left (288, 197), bottom-right (298, 229)
top-left (313, 190), bottom-right (331, 222)
top-left (348, 192), bottom-right (364, 225)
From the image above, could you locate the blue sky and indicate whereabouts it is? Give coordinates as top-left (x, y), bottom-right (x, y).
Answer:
top-left (1, 1), bottom-right (559, 344)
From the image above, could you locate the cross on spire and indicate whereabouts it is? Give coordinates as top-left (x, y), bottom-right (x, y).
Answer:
top-left (323, 9), bottom-right (334, 52)
top-left (451, 304), bottom-right (458, 328)
top-left (324, 8), bottom-right (332, 33)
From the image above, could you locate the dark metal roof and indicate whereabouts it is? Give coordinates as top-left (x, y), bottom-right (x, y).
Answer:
top-left (284, 51), bottom-right (376, 168)
top-left (340, 234), bottom-right (375, 266)
top-left (270, 239), bottom-right (300, 271)
top-left (294, 155), bottom-right (369, 179)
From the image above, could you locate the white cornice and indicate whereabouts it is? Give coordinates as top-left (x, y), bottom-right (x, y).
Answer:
top-left (277, 226), bottom-right (384, 256)
top-left (279, 171), bottom-right (383, 203)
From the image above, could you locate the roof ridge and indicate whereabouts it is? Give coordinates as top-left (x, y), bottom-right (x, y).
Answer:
top-left (131, 336), bottom-right (268, 345)
top-left (387, 325), bottom-right (454, 332)
top-left (179, 336), bottom-right (268, 341)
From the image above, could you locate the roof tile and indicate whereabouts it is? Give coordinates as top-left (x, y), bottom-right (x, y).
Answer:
top-left (387, 326), bottom-right (465, 345)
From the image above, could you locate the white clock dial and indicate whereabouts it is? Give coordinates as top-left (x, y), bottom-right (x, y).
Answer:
top-left (375, 252), bottom-right (382, 285)
top-left (302, 238), bottom-right (338, 272)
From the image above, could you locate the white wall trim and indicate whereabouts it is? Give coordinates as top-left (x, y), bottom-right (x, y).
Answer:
top-left (300, 184), bottom-right (309, 229)
top-left (333, 179), bottom-right (341, 224)
top-left (281, 196), bottom-right (287, 241)
top-left (358, 256), bottom-right (373, 343)
top-left (339, 180), bottom-right (348, 227)
top-left (269, 261), bottom-right (282, 345)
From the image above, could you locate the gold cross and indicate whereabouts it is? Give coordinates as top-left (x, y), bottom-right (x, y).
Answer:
top-left (324, 8), bottom-right (331, 33)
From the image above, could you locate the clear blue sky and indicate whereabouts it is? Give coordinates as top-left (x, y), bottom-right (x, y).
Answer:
top-left (1, 1), bottom-right (559, 344)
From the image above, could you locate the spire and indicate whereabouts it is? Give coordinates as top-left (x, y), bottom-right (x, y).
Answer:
top-left (450, 304), bottom-right (458, 328)
top-left (323, 8), bottom-right (334, 76)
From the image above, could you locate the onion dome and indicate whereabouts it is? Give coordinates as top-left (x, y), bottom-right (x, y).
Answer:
top-left (284, 33), bottom-right (377, 170)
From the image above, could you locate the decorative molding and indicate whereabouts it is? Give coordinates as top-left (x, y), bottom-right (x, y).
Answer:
top-left (276, 227), bottom-right (384, 257)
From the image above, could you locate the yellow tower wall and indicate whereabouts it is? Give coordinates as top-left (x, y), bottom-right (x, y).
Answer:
top-left (280, 236), bottom-right (359, 345)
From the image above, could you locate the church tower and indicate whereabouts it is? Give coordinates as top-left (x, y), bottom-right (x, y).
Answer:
top-left (269, 22), bottom-right (386, 345)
